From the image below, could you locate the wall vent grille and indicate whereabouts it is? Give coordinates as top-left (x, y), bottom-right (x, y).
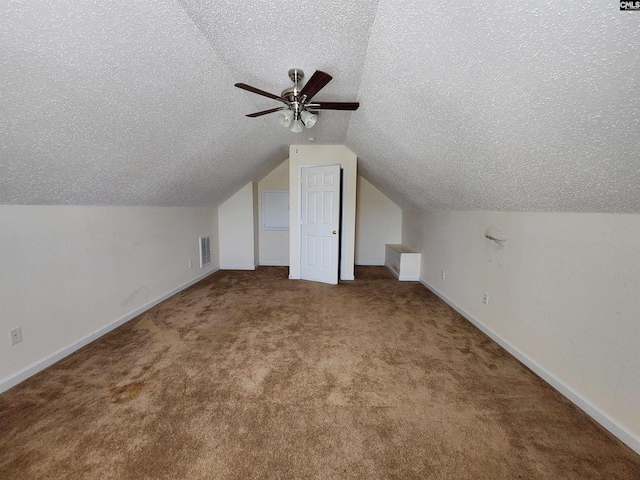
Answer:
top-left (199, 235), bottom-right (211, 268)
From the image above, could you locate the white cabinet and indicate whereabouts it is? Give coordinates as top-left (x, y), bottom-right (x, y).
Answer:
top-left (385, 244), bottom-right (421, 281)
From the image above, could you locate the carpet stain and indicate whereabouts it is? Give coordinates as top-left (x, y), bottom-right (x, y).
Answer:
top-left (112, 382), bottom-right (146, 403)
top-left (0, 267), bottom-right (638, 479)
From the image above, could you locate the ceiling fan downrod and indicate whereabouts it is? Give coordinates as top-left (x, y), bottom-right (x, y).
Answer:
top-left (281, 69), bottom-right (305, 130)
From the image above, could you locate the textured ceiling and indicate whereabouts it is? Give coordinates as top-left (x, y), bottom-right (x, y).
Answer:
top-left (1, 0), bottom-right (639, 212)
top-left (347, 0), bottom-right (640, 212)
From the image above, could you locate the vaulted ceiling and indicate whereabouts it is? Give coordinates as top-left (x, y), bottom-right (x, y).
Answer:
top-left (2, 1), bottom-right (639, 212)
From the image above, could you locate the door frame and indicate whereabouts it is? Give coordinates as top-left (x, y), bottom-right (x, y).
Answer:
top-left (288, 145), bottom-right (357, 281)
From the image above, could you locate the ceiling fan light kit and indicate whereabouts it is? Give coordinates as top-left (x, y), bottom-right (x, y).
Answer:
top-left (235, 68), bottom-right (359, 133)
top-left (300, 110), bottom-right (317, 128)
top-left (290, 119), bottom-right (304, 133)
top-left (279, 109), bottom-right (293, 128)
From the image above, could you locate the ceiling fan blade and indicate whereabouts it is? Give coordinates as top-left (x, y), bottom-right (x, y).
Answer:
top-left (246, 107), bottom-right (286, 117)
top-left (235, 83), bottom-right (287, 104)
top-left (307, 102), bottom-right (359, 111)
top-left (299, 70), bottom-right (332, 102)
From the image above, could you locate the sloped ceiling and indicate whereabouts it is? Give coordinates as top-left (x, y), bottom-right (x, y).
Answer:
top-left (1, 0), bottom-right (638, 212)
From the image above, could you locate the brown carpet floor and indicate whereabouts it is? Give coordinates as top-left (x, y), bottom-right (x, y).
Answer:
top-left (1, 266), bottom-right (638, 479)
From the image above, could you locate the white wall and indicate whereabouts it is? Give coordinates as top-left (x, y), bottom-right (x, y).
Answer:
top-left (258, 162), bottom-right (401, 268)
top-left (289, 145), bottom-right (358, 280)
top-left (0, 205), bottom-right (219, 391)
top-left (355, 176), bottom-right (402, 265)
top-left (402, 210), bottom-right (640, 454)
top-left (258, 159), bottom-right (290, 266)
top-left (218, 182), bottom-right (258, 270)
top-left (252, 181), bottom-right (259, 266)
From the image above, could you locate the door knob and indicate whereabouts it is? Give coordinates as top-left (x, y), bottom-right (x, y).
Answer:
top-left (333, 230), bottom-right (337, 234)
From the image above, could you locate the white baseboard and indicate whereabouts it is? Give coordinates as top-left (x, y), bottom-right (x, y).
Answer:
top-left (418, 277), bottom-right (640, 456)
top-left (384, 264), bottom-right (418, 281)
top-left (258, 262), bottom-right (290, 267)
top-left (220, 265), bottom-right (256, 270)
top-left (385, 264), bottom-right (399, 279)
top-left (0, 268), bottom-right (220, 394)
top-left (398, 275), bottom-right (419, 281)
top-left (355, 261), bottom-right (384, 266)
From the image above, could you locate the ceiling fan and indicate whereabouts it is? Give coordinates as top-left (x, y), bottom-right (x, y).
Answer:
top-left (235, 69), bottom-right (359, 133)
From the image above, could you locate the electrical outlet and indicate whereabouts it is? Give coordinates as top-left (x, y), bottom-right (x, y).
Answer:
top-left (188, 260), bottom-right (193, 269)
top-left (441, 270), bottom-right (446, 280)
top-left (483, 293), bottom-right (489, 305)
top-left (10, 327), bottom-right (22, 345)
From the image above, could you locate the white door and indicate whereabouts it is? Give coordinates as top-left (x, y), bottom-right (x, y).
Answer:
top-left (300, 165), bottom-right (341, 285)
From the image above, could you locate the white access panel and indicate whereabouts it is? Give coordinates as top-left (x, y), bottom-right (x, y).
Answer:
top-left (262, 190), bottom-right (289, 230)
